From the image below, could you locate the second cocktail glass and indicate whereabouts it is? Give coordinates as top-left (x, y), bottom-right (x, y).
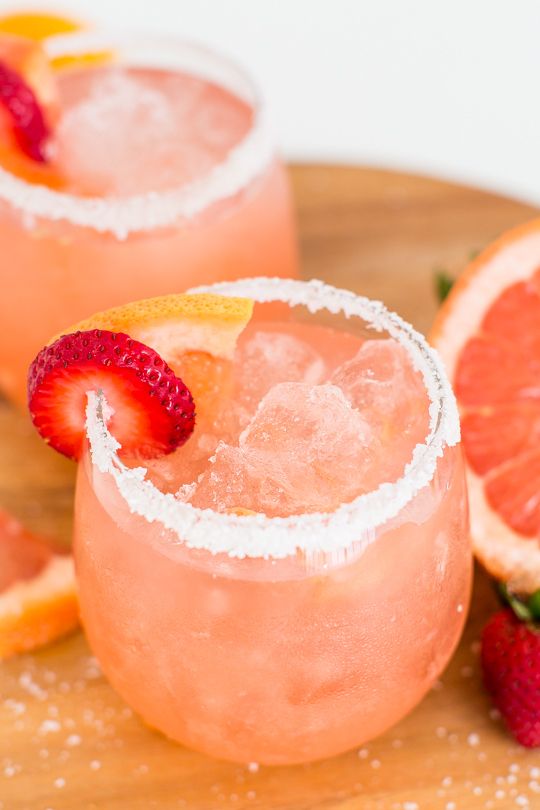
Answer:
top-left (0, 30), bottom-right (297, 404)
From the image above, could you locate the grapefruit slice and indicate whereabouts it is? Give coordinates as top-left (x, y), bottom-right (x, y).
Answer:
top-left (60, 293), bottom-right (254, 423)
top-left (0, 509), bottom-right (78, 659)
top-left (431, 217), bottom-right (540, 593)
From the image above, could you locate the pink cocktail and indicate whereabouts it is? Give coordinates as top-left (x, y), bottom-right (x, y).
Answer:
top-left (0, 31), bottom-right (297, 404)
top-left (73, 278), bottom-right (471, 765)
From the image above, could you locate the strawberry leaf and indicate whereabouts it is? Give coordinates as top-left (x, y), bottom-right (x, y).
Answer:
top-left (434, 270), bottom-right (454, 303)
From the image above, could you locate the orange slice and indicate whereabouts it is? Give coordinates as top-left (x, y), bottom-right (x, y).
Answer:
top-left (58, 293), bottom-right (254, 422)
top-left (0, 509), bottom-right (78, 659)
top-left (0, 10), bottom-right (110, 71)
top-left (431, 217), bottom-right (540, 593)
top-left (0, 11), bottom-right (82, 40)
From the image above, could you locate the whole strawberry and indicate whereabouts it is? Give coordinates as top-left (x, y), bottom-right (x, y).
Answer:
top-left (481, 588), bottom-right (540, 747)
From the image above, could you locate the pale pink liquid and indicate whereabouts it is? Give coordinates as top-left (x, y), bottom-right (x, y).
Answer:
top-left (0, 63), bottom-right (297, 404)
top-left (74, 319), bottom-right (471, 764)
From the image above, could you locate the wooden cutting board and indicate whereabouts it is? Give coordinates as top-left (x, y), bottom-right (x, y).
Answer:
top-left (1, 165), bottom-right (539, 810)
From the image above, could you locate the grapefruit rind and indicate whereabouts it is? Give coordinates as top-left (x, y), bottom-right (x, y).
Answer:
top-left (431, 217), bottom-right (540, 593)
top-left (0, 554), bottom-right (78, 659)
top-left (56, 293), bottom-right (254, 364)
top-left (431, 218), bottom-right (540, 375)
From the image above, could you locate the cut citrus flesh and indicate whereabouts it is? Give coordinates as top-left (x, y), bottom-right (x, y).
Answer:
top-left (56, 293), bottom-right (254, 424)
top-left (0, 509), bottom-right (78, 659)
top-left (0, 11), bottom-right (110, 71)
top-left (431, 217), bottom-right (540, 592)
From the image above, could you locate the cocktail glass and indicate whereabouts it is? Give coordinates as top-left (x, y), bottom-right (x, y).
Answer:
top-left (0, 31), bottom-right (297, 405)
top-left (74, 277), bottom-right (471, 765)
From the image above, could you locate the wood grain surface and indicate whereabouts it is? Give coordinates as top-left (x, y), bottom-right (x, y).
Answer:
top-left (1, 165), bottom-right (539, 810)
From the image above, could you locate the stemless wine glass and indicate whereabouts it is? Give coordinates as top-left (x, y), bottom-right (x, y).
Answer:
top-left (0, 31), bottom-right (297, 405)
top-left (73, 278), bottom-right (471, 765)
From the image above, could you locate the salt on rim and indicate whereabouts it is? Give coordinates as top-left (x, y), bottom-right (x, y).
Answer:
top-left (86, 277), bottom-right (460, 560)
top-left (0, 29), bottom-right (272, 240)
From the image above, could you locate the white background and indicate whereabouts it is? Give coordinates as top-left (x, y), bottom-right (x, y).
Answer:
top-left (3, 0), bottom-right (540, 203)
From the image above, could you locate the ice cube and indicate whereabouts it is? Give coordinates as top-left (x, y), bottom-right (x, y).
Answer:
top-left (55, 69), bottom-right (183, 195)
top-left (190, 383), bottom-right (377, 516)
top-left (236, 331), bottom-right (326, 412)
top-left (331, 339), bottom-right (429, 480)
top-left (54, 67), bottom-right (252, 196)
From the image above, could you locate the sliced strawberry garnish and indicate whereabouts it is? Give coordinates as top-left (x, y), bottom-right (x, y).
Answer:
top-left (28, 330), bottom-right (196, 461)
top-left (0, 56), bottom-right (51, 161)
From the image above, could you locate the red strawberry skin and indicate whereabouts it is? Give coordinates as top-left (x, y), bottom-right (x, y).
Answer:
top-left (481, 608), bottom-right (540, 747)
top-left (0, 59), bottom-right (50, 162)
top-left (28, 330), bottom-right (195, 461)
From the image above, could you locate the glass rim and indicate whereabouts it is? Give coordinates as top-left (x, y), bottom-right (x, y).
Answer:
top-left (85, 277), bottom-right (461, 560)
top-left (0, 29), bottom-right (272, 239)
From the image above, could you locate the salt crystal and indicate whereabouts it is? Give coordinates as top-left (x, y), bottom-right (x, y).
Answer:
top-left (403, 803), bottom-right (419, 810)
top-left (530, 767), bottom-right (540, 779)
top-left (515, 797), bottom-right (529, 807)
top-left (39, 719), bottom-right (61, 735)
top-left (446, 803), bottom-right (456, 810)
top-left (358, 748), bottom-right (370, 759)
top-left (436, 726), bottom-right (448, 739)
top-left (3, 699), bottom-right (26, 716)
top-left (53, 777), bottom-right (65, 788)
top-left (247, 762), bottom-right (259, 773)
top-left (467, 732), bottom-right (480, 747)
top-left (473, 786), bottom-right (482, 795)
top-left (246, 791), bottom-right (256, 800)
top-left (371, 759), bottom-right (381, 769)
top-left (442, 776), bottom-right (452, 787)
top-left (18, 671), bottom-right (47, 700)
top-left (89, 760), bottom-right (101, 771)
top-left (508, 775), bottom-right (518, 785)
top-left (392, 739), bottom-right (404, 749)
top-left (510, 764), bottom-right (520, 774)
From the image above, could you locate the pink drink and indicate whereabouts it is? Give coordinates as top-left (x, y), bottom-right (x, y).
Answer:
top-left (74, 279), bottom-right (471, 764)
top-left (0, 33), bottom-right (297, 405)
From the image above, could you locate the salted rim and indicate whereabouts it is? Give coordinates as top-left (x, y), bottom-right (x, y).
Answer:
top-left (0, 29), bottom-right (272, 239)
top-left (85, 277), bottom-right (461, 559)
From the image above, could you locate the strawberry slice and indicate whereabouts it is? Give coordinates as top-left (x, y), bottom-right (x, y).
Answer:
top-left (28, 330), bottom-right (196, 461)
top-left (0, 34), bottom-right (59, 163)
top-left (0, 56), bottom-right (50, 161)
